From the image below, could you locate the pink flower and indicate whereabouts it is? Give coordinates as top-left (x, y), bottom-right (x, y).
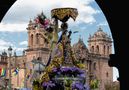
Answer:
top-left (44, 19), bottom-right (50, 26)
top-left (34, 17), bottom-right (39, 23)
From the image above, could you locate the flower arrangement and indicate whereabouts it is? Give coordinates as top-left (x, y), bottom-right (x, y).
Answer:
top-left (31, 8), bottom-right (90, 90)
top-left (42, 81), bottom-right (55, 88)
top-left (72, 81), bottom-right (90, 90)
top-left (40, 66), bottom-right (87, 90)
top-left (50, 66), bottom-right (85, 78)
top-left (34, 12), bottom-right (51, 30)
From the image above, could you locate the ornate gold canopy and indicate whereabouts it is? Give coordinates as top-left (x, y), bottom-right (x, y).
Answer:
top-left (51, 8), bottom-right (78, 22)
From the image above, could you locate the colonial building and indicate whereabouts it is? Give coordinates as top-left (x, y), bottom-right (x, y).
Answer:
top-left (0, 20), bottom-right (113, 90)
top-left (73, 27), bottom-right (113, 90)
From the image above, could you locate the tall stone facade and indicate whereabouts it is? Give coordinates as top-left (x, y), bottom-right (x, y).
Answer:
top-left (73, 27), bottom-right (113, 90)
top-left (26, 19), bottom-right (50, 65)
top-left (0, 23), bottom-right (113, 89)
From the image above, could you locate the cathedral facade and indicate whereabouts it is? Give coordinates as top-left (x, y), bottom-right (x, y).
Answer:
top-left (0, 19), bottom-right (113, 90)
top-left (73, 27), bottom-right (113, 90)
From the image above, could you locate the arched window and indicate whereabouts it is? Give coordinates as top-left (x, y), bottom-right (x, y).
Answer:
top-left (96, 45), bottom-right (99, 53)
top-left (30, 34), bottom-right (33, 46)
top-left (36, 33), bottom-right (39, 44)
top-left (103, 45), bottom-right (106, 55)
top-left (107, 46), bottom-right (110, 55)
top-left (94, 62), bottom-right (96, 70)
top-left (106, 72), bottom-right (109, 77)
top-left (91, 46), bottom-right (94, 53)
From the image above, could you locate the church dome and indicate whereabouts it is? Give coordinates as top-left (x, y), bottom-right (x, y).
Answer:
top-left (93, 27), bottom-right (108, 38)
top-left (88, 27), bottom-right (112, 41)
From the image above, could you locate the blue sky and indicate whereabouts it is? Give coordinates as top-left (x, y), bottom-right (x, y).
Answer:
top-left (0, 0), bottom-right (118, 81)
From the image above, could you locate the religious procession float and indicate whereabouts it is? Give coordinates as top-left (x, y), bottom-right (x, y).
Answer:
top-left (31, 8), bottom-right (98, 90)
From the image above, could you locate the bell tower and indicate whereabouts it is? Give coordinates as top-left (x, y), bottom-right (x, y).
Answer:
top-left (25, 14), bottom-right (51, 66)
top-left (88, 27), bottom-right (112, 56)
top-left (27, 19), bottom-right (50, 49)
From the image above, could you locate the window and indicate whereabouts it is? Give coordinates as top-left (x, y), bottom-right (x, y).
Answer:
top-left (107, 46), bottom-right (110, 55)
top-left (36, 33), bottom-right (39, 44)
top-left (96, 45), bottom-right (99, 53)
top-left (106, 72), bottom-right (109, 77)
top-left (91, 46), bottom-right (94, 53)
top-left (103, 45), bottom-right (106, 55)
top-left (30, 34), bottom-right (33, 45)
top-left (94, 63), bottom-right (96, 70)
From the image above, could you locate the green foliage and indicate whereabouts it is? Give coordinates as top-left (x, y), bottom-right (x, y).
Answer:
top-left (32, 80), bottom-right (43, 90)
top-left (90, 79), bottom-right (99, 89)
top-left (64, 76), bottom-right (72, 87)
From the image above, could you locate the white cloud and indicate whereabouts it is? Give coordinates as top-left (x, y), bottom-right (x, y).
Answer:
top-left (13, 47), bottom-right (27, 52)
top-left (0, 39), bottom-right (27, 54)
top-left (1, 0), bottom-right (100, 32)
top-left (0, 39), bottom-right (13, 46)
top-left (113, 67), bottom-right (119, 81)
top-left (19, 41), bottom-right (28, 46)
top-left (97, 21), bottom-right (108, 27)
top-left (0, 39), bottom-right (14, 51)
top-left (0, 23), bottom-right (27, 32)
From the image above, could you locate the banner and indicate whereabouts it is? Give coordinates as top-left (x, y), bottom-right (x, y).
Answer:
top-left (0, 68), bottom-right (6, 77)
top-left (12, 67), bottom-right (19, 76)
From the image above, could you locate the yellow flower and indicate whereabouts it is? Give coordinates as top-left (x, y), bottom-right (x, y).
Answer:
top-left (76, 63), bottom-right (85, 69)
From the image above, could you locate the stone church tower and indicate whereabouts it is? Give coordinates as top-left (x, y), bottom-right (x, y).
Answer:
top-left (26, 20), bottom-right (50, 66)
top-left (88, 27), bottom-right (113, 90)
top-left (88, 27), bottom-right (112, 56)
top-left (73, 27), bottom-right (113, 90)
top-left (25, 19), bottom-right (51, 88)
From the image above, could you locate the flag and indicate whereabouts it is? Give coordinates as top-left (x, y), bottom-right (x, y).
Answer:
top-left (12, 67), bottom-right (19, 76)
top-left (0, 68), bottom-right (6, 77)
top-left (1, 68), bottom-right (6, 77)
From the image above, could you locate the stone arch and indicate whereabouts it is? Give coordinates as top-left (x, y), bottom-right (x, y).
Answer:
top-left (36, 33), bottom-right (40, 45)
top-left (103, 45), bottom-right (106, 55)
top-left (94, 62), bottom-right (96, 70)
top-left (106, 72), bottom-right (109, 77)
top-left (91, 46), bottom-right (94, 53)
top-left (96, 45), bottom-right (99, 54)
top-left (30, 34), bottom-right (34, 46)
top-left (107, 46), bottom-right (110, 55)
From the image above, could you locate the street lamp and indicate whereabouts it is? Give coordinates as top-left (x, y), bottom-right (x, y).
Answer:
top-left (31, 57), bottom-right (45, 74)
top-left (23, 50), bottom-right (27, 88)
top-left (8, 46), bottom-right (12, 90)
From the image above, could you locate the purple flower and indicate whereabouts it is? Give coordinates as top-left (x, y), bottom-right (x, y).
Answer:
top-left (70, 67), bottom-right (78, 72)
top-left (52, 68), bottom-right (58, 73)
top-left (60, 67), bottom-right (69, 72)
top-left (79, 74), bottom-right (86, 78)
top-left (57, 71), bottom-right (61, 75)
top-left (72, 82), bottom-right (84, 90)
top-left (84, 84), bottom-right (90, 90)
top-left (42, 81), bottom-right (55, 88)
